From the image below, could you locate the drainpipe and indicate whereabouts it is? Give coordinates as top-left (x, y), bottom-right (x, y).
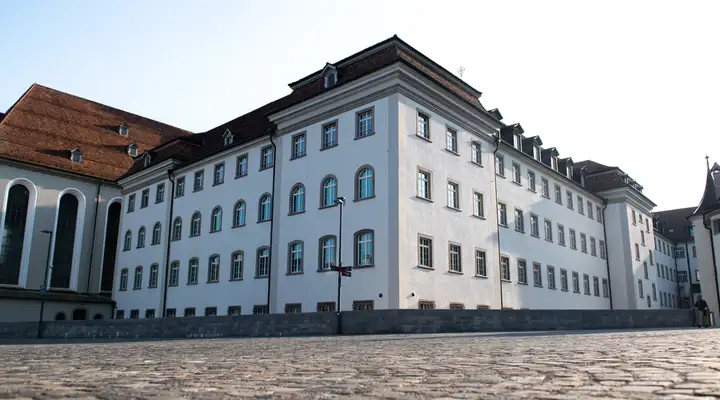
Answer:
top-left (703, 216), bottom-right (720, 319)
top-left (85, 179), bottom-right (103, 294)
top-left (601, 201), bottom-right (614, 309)
top-left (685, 242), bottom-right (692, 307)
top-left (492, 134), bottom-right (504, 309)
top-left (161, 170), bottom-right (176, 317)
top-left (266, 131), bottom-right (277, 314)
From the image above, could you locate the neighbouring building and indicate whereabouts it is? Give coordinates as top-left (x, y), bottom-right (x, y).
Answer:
top-left (109, 36), bottom-right (685, 318)
top-left (0, 84), bottom-right (190, 322)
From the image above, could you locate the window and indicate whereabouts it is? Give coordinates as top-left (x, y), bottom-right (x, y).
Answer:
top-left (290, 184), bottom-right (305, 214)
top-left (714, 219), bottom-right (720, 235)
top-left (355, 166), bottom-right (375, 200)
top-left (210, 207), bottom-right (222, 232)
top-left (288, 241), bottom-right (304, 274)
top-left (660, 264), bottom-right (665, 278)
top-left (560, 269), bottom-right (568, 291)
top-left (517, 260), bottom-right (527, 284)
top-left (258, 194), bottom-right (272, 222)
top-left (355, 230), bottom-right (374, 267)
top-left (599, 240), bottom-right (606, 259)
top-left (141, 189), bottom-right (149, 208)
top-left (151, 222), bottom-right (161, 245)
top-left (165, 308), bottom-right (176, 318)
top-left (449, 303), bottom-right (465, 310)
top-left (175, 177), bottom-right (185, 198)
top-left (253, 305), bottom-right (269, 315)
top-left (593, 277), bottom-right (600, 296)
top-left (475, 250), bottom-right (486, 276)
top-left (184, 308), bottom-right (196, 317)
top-left (208, 255), bottom-right (220, 283)
top-left (236, 154), bottom-right (248, 178)
top-left (675, 247), bottom-right (686, 259)
top-left (471, 141), bottom-right (482, 165)
top-left (291, 133), bottom-right (306, 159)
top-left (284, 303), bottom-right (302, 314)
top-left (580, 233), bottom-right (587, 253)
top-left (533, 263), bottom-right (542, 286)
top-left (569, 229), bottom-right (577, 249)
top-left (693, 245), bottom-right (697, 258)
top-left (513, 133), bottom-right (522, 149)
top-left (638, 279), bottom-right (643, 298)
top-left (119, 268), bottom-right (128, 291)
top-left (588, 201), bottom-right (594, 219)
top-left (231, 251), bottom-right (244, 280)
top-left (127, 194), bottom-right (135, 213)
top-left (530, 214), bottom-right (539, 237)
top-left (187, 258), bottom-right (199, 284)
top-left (577, 196), bottom-right (584, 215)
top-left (356, 109), bottom-right (374, 138)
top-left (223, 130), bottom-right (233, 146)
top-left (133, 266), bottom-right (143, 290)
top-left (322, 121), bottom-right (338, 149)
top-left (417, 112), bottom-right (430, 139)
top-left (260, 146), bottom-right (274, 170)
top-left (119, 124), bottom-right (129, 136)
top-left (635, 243), bottom-right (640, 260)
top-left (130, 309), bottom-right (139, 319)
top-left (590, 237), bottom-right (597, 256)
top-left (352, 300), bottom-right (374, 311)
top-left (514, 208), bottom-right (524, 232)
top-left (567, 190), bottom-right (574, 210)
top-left (496, 154), bottom-right (505, 176)
top-left (205, 307), bottom-right (218, 317)
top-left (527, 170), bottom-right (536, 191)
top-left (256, 247), bottom-right (270, 277)
top-left (172, 217), bottom-right (182, 241)
top-left (417, 169), bottom-right (431, 199)
top-left (572, 272), bottom-right (580, 293)
top-left (445, 128), bottom-right (458, 153)
top-left (677, 270), bottom-right (688, 283)
top-left (319, 236), bottom-right (336, 270)
top-left (541, 178), bottom-right (549, 198)
top-left (324, 70), bottom-right (337, 87)
top-left (596, 205), bottom-right (602, 223)
top-left (145, 309), bottom-right (155, 319)
top-left (137, 226), bottom-right (146, 248)
top-left (70, 148), bottom-right (83, 163)
top-left (498, 203), bottom-right (507, 226)
top-left (448, 243), bottom-right (461, 272)
top-left (447, 181), bottom-right (459, 209)
top-left (213, 163), bottom-right (225, 186)
top-left (554, 184), bottom-right (562, 204)
top-left (123, 230), bottom-right (132, 251)
top-left (193, 170), bottom-right (204, 192)
top-left (558, 225), bottom-right (566, 246)
top-left (512, 163), bottom-right (521, 184)
top-left (544, 219), bottom-right (553, 242)
top-left (418, 236), bottom-right (433, 268)
top-left (641, 231), bottom-right (645, 245)
top-left (156, 184), bottom-right (165, 204)
top-left (643, 262), bottom-right (648, 279)
top-left (148, 264), bottom-right (158, 288)
top-left (233, 200), bottom-right (246, 227)
top-left (500, 256), bottom-right (510, 281)
top-left (169, 261), bottom-right (179, 286)
top-left (321, 176), bottom-right (338, 207)
top-left (228, 306), bottom-right (242, 316)
top-left (473, 192), bottom-right (484, 218)
top-left (418, 300), bottom-right (436, 310)
top-left (602, 279), bottom-right (609, 297)
top-left (317, 302), bottom-right (335, 312)
top-left (190, 212), bottom-right (201, 237)
top-left (547, 266), bottom-right (556, 289)
top-left (632, 209), bottom-right (637, 224)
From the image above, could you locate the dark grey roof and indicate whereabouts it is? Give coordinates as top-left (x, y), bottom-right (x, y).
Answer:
top-left (692, 167), bottom-right (719, 216)
top-left (654, 206), bottom-right (696, 243)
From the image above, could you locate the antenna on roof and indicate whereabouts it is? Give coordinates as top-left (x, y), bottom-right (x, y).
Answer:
top-left (457, 67), bottom-right (465, 78)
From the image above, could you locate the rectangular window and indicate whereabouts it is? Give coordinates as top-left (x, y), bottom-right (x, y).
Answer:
top-left (651, 284), bottom-right (656, 301)
top-left (445, 128), bottom-right (458, 153)
top-left (580, 233), bottom-right (587, 253)
top-left (512, 162), bottom-right (521, 184)
top-left (554, 184), bottom-right (562, 204)
top-left (417, 169), bottom-right (431, 200)
top-left (448, 243), bottom-right (461, 272)
top-left (693, 245), bottom-right (697, 258)
top-left (130, 310), bottom-right (139, 319)
top-left (156, 183), bottom-right (165, 204)
top-left (213, 163), bottom-right (225, 185)
top-left (590, 237), bottom-right (597, 256)
top-left (527, 170), bottom-right (536, 191)
top-left (205, 307), bottom-right (217, 317)
top-left (558, 225), bottom-right (566, 246)
top-left (641, 231), bottom-right (645, 245)
top-left (127, 194), bottom-right (136, 213)
top-left (675, 247), bottom-right (686, 259)
top-left (514, 208), bottom-right (524, 232)
top-left (236, 154), bottom-right (248, 178)
top-left (596, 205), bottom-right (602, 223)
top-left (714, 219), bottom-right (720, 235)
top-left (517, 259), bottom-right (528, 284)
top-left (284, 303), bottom-right (302, 314)
top-left (352, 300), bottom-right (374, 311)
top-left (593, 277), bottom-right (600, 296)
top-left (638, 279), bottom-right (643, 298)
top-left (184, 307), bottom-right (196, 317)
top-left (567, 190), bottom-right (574, 210)
top-left (560, 269), bottom-right (568, 291)
top-left (253, 305), bottom-right (269, 315)
top-left (544, 219), bottom-right (553, 242)
top-left (572, 272), bottom-right (580, 293)
top-left (533, 263), bottom-right (542, 286)
top-left (588, 201), bottom-right (594, 219)
top-left (513, 133), bottom-right (522, 149)
top-left (164, 308), bottom-right (176, 318)
top-left (449, 303), bottom-right (465, 310)
top-left (356, 109), bottom-right (374, 138)
top-left (541, 178), bottom-right (549, 198)
top-left (475, 250), bottom-right (486, 276)
top-left (498, 203), bottom-right (507, 226)
top-left (228, 306), bottom-right (242, 316)
top-left (417, 112), bottom-right (430, 139)
top-left (473, 192), bottom-right (484, 218)
top-left (644, 262), bottom-right (649, 279)
top-left (471, 141), bottom-right (482, 165)
top-left (569, 229), bottom-right (577, 249)
top-left (419, 300), bottom-right (436, 310)
top-left (260, 146), bottom-right (274, 170)
top-left (145, 309), bottom-right (155, 319)
top-left (291, 133), bottom-right (306, 159)
top-left (447, 181), bottom-right (459, 209)
top-left (193, 170), bottom-right (204, 192)
top-left (175, 177), bottom-right (185, 198)
top-left (632, 209), bottom-right (637, 224)
top-left (635, 243), bottom-right (640, 260)
top-left (500, 256), bottom-right (510, 281)
top-left (530, 214), bottom-right (539, 237)
top-left (141, 189), bottom-right (149, 208)
top-left (316, 302), bottom-right (335, 312)
top-left (322, 122), bottom-right (338, 149)
top-left (496, 154), bottom-right (505, 176)
top-left (599, 240), bottom-right (606, 259)
top-left (547, 266), bottom-right (556, 289)
top-left (602, 279), bottom-right (609, 297)
top-left (418, 236), bottom-right (433, 268)
top-left (578, 196), bottom-right (584, 215)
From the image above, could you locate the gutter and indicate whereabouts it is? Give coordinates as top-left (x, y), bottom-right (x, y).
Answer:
top-left (161, 170), bottom-right (176, 317)
top-left (85, 180), bottom-right (103, 293)
top-left (266, 131), bottom-right (277, 313)
top-left (703, 216), bottom-right (720, 317)
top-left (492, 135), bottom-right (504, 309)
top-left (601, 201), bottom-right (613, 309)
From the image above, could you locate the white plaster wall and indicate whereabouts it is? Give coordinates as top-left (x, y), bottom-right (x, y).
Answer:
top-left (653, 234), bottom-right (681, 308)
top-left (604, 203), bottom-right (634, 309)
top-left (691, 215), bottom-right (719, 317)
top-left (0, 299), bottom-right (113, 323)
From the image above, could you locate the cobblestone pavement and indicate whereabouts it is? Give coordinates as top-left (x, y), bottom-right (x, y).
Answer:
top-left (1, 329), bottom-right (720, 399)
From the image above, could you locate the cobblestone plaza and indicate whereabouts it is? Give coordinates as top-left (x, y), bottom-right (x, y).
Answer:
top-left (1, 329), bottom-right (719, 399)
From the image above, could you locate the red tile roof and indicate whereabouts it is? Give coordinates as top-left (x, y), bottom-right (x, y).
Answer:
top-left (0, 84), bottom-right (192, 181)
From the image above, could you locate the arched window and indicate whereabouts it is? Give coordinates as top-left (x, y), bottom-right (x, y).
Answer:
top-left (233, 200), bottom-right (246, 227)
top-left (137, 226), bottom-right (146, 248)
top-left (72, 309), bottom-right (87, 320)
top-left (318, 235), bottom-right (337, 270)
top-left (119, 268), bottom-right (129, 291)
top-left (355, 166), bottom-right (375, 200)
top-left (93, 313), bottom-right (104, 320)
top-left (190, 212), bottom-right (201, 236)
top-left (208, 255), bottom-right (220, 282)
top-left (320, 176), bottom-right (337, 208)
top-left (211, 207), bottom-right (222, 232)
top-left (289, 184), bottom-right (305, 214)
top-left (256, 247), bottom-right (270, 277)
top-left (354, 229), bottom-right (374, 267)
top-left (187, 258), bottom-right (199, 284)
top-left (258, 194), bottom-right (272, 222)
top-left (172, 217), bottom-right (182, 241)
top-left (231, 251), bottom-right (243, 280)
top-left (133, 266), bottom-right (143, 289)
top-left (100, 201), bottom-right (121, 293)
top-left (148, 263), bottom-right (159, 288)
top-left (54, 312), bottom-right (66, 321)
top-left (123, 230), bottom-right (132, 251)
top-left (51, 193), bottom-right (79, 288)
top-left (151, 222), bottom-right (161, 245)
top-left (169, 261), bottom-right (180, 286)
top-left (0, 184), bottom-right (30, 285)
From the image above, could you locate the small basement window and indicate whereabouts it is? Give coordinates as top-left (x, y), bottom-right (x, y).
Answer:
top-left (119, 124), bottom-right (129, 136)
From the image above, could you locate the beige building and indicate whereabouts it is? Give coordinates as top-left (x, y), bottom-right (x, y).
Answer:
top-left (0, 84), bottom-right (189, 322)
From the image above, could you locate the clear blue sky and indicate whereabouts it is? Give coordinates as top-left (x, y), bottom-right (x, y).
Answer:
top-left (2, 1), bottom-right (719, 210)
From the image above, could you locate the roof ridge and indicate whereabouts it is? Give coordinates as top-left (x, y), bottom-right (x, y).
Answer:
top-left (0, 83), bottom-right (38, 132)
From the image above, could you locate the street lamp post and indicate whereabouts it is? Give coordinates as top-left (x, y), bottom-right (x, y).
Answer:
top-left (38, 230), bottom-right (53, 339)
top-left (334, 196), bottom-right (346, 335)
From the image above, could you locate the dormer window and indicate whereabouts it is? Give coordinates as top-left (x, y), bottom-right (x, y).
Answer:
top-left (533, 145), bottom-right (541, 161)
top-left (127, 143), bottom-right (138, 157)
top-left (143, 152), bottom-right (152, 167)
top-left (70, 148), bottom-right (84, 163)
top-left (324, 71), bottom-right (338, 88)
top-left (513, 134), bottom-right (522, 150)
top-left (223, 129), bottom-right (234, 146)
top-left (551, 156), bottom-right (558, 171)
top-left (566, 165), bottom-right (573, 179)
top-left (118, 124), bottom-right (129, 136)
